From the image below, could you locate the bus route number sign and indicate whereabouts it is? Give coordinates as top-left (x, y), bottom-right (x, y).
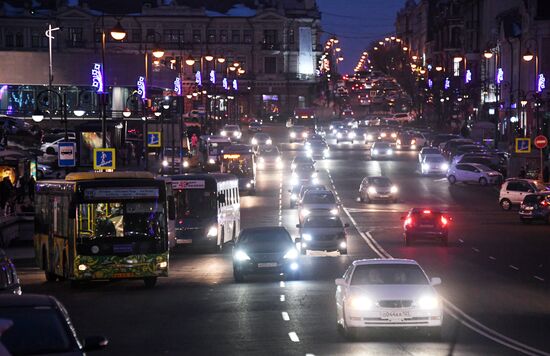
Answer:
top-left (172, 180), bottom-right (205, 190)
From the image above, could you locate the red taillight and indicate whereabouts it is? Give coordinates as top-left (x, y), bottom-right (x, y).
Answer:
top-left (422, 210), bottom-right (431, 214)
top-left (440, 216), bottom-right (448, 226)
top-left (404, 217), bottom-right (413, 227)
top-left (541, 200), bottom-right (549, 207)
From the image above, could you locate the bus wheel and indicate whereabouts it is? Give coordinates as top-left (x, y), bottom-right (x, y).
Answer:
top-left (144, 277), bottom-right (157, 288)
top-left (43, 250), bottom-right (56, 282)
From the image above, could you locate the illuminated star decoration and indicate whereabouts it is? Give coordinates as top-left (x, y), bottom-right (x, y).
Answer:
top-left (444, 77), bottom-right (450, 90)
top-left (537, 74), bottom-right (546, 93)
top-left (496, 68), bottom-right (504, 84)
top-left (465, 69), bottom-right (472, 84)
top-left (91, 63), bottom-right (104, 93)
top-left (195, 71), bottom-right (202, 86)
top-left (137, 76), bottom-right (146, 99)
top-left (210, 70), bottom-right (216, 84)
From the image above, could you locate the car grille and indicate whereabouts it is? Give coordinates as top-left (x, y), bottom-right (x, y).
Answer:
top-left (378, 300), bottom-right (413, 308)
top-left (315, 234), bottom-right (336, 241)
top-left (177, 227), bottom-right (204, 238)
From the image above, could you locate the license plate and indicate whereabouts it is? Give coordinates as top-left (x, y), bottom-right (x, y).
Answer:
top-left (381, 310), bottom-right (411, 319)
top-left (420, 224), bottom-right (434, 228)
top-left (113, 273), bottom-right (135, 278)
top-left (258, 262), bottom-right (278, 268)
top-left (177, 239), bottom-right (193, 244)
top-left (379, 195), bottom-right (389, 198)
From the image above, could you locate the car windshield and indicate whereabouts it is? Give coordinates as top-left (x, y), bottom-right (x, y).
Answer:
top-left (294, 156), bottom-right (313, 164)
top-left (174, 188), bottom-right (216, 219)
top-left (303, 192), bottom-right (336, 204)
top-left (78, 201), bottom-right (166, 240)
top-left (370, 177), bottom-right (391, 186)
top-left (303, 216), bottom-right (343, 228)
top-left (254, 134), bottom-right (269, 140)
top-left (224, 126), bottom-right (239, 131)
top-left (0, 306), bottom-right (74, 354)
top-left (351, 264), bottom-right (429, 285)
top-left (375, 143), bottom-right (391, 148)
top-left (422, 148), bottom-right (440, 154)
top-left (425, 156), bottom-right (446, 163)
top-left (296, 164), bottom-right (314, 172)
top-left (259, 147), bottom-right (280, 156)
top-left (239, 229), bottom-right (291, 245)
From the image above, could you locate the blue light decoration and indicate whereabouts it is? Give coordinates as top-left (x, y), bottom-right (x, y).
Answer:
top-left (428, 79), bottom-right (433, 89)
top-left (232, 79), bottom-right (238, 90)
top-left (444, 77), bottom-right (450, 90)
top-left (210, 70), bottom-right (216, 84)
top-left (137, 76), bottom-right (146, 100)
top-left (496, 68), bottom-right (504, 84)
top-left (91, 63), bottom-right (104, 93)
top-left (465, 69), bottom-right (472, 84)
top-left (223, 78), bottom-right (228, 90)
top-left (511, 103), bottom-right (517, 109)
top-left (195, 71), bottom-right (202, 86)
top-left (537, 74), bottom-right (546, 93)
top-left (174, 77), bottom-right (181, 95)
top-left (427, 64), bottom-right (432, 71)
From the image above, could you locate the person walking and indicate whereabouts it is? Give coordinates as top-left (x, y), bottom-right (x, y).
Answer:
top-left (191, 133), bottom-right (198, 155)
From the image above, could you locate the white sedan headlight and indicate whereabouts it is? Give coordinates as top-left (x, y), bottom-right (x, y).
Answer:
top-left (266, 139), bottom-right (273, 145)
top-left (207, 226), bottom-right (218, 237)
top-left (336, 132), bottom-right (343, 139)
top-left (311, 172), bottom-right (318, 179)
top-left (290, 132), bottom-right (297, 138)
top-left (283, 248), bottom-right (299, 259)
top-left (234, 250), bottom-right (251, 261)
top-left (366, 134), bottom-right (373, 141)
top-left (302, 234), bottom-right (312, 241)
top-left (441, 163), bottom-right (449, 171)
top-left (302, 132), bottom-right (308, 138)
top-left (251, 138), bottom-right (258, 145)
top-left (390, 185), bottom-right (398, 194)
top-left (349, 296), bottom-right (373, 310)
top-left (233, 131), bottom-right (240, 137)
top-left (417, 295), bottom-right (441, 310)
top-left (368, 186), bottom-right (377, 194)
top-left (348, 132), bottom-right (356, 139)
top-left (162, 160), bottom-right (168, 167)
top-left (330, 208), bottom-right (338, 215)
top-left (221, 130), bottom-right (227, 136)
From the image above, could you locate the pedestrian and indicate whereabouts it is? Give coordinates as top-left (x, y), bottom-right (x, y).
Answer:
top-left (191, 133), bottom-right (198, 154)
top-left (2, 177), bottom-right (14, 215)
top-left (518, 166), bottom-right (526, 178)
top-left (27, 175), bottom-right (35, 203)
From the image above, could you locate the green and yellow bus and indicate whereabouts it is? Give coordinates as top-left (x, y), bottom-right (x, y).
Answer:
top-left (34, 172), bottom-right (172, 288)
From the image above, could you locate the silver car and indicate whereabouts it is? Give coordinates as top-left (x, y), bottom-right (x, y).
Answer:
top-left (298, 190), bottom-right (340, 224)
top-left (296, 215), bottom-right (349, 255)
top-left (359, 176), bottom-right (399, 203)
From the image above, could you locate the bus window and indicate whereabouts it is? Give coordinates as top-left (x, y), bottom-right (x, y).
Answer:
top-left (175, 190), bottom-right (216, 219)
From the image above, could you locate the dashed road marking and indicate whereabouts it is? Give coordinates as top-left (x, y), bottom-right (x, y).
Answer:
top-left (281, 312), bottom-right (290, 321)
top-left (509, 265), bottom-right (519, 271)
top-left (288, 332), bottom-right (300, 342)
top-left (280, 281), bottom-right (286, 288)
top-left (280, 294), bottom-right (285, 302)
top-left (458, 238), bottom-right (464, 243)
top-left (489, 256), bottom-right (496, 261)
top-left (472, 247), bottom-right (480, 253)
top-left (534, 276), bottom-right (545, 282)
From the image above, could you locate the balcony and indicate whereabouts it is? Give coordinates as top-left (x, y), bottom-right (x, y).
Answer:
top-left (261, 42), bottom-right (281, 50)
top-left (66, 40), bottom-right (86, 48)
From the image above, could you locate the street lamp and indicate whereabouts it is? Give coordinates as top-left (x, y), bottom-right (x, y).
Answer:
top-left (110, 21), bottom-right (127, 41)
top-left (522, 50), bottom-right (534, 62)
top-left (73, 108), bottom-right (85, 117)
top-left (185, 56), bottom-right (196, 66)
top-left (483, 50), bottom-right (494, 59)
top-left (435, 65), bottom-right (443, 72)
top-left (152, 47), bottom-right (165, 59)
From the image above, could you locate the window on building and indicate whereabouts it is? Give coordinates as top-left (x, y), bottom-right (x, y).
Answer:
top-left (453, 57), bottom-right (461, 77)
top-left (15, 32), bottom-right (23, 47)
top-left (207, 29), bottom-right (216, 43)
top-left (67, 27), bottom-right (83, 47)
top-left (4, 33), bottom-right (14, 48)
top-left (264, 29), bottom-right (277, 44)
top-left (132, 29), bottom-right (141, 43)
top-left (31, 30), bottom-right (45, 48)
top-left (193, 29), bottom-right (202, 43)
top-left (231, 30), bottom-right (240, 43)
top-left (243, 29), bottom-right (252, 43)
top-left (220, 29), bottom-right (228, 43)
top-left (237, 56), bottom-right (246, 70)
top-left (94, 28), bottom-right (102, 43)
top-left (146, 29), bottom-right (156, 42)
top-left (264, 56), bottom-right (276, 74)
top-left (288, 28), bottom-right (295, 44)
top-left (164, 29), bottom-right (184, 44)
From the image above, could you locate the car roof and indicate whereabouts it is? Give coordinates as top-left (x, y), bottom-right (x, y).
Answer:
top-left (0, 294), bottom-right (59, 307)
top-left (352, 258), bottom-right (419, 266)
top-left (505, 178), bottom-right (538, 183)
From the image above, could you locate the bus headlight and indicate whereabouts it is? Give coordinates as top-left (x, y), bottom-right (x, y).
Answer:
top-left (290, 132), bottom-right (297, 138)
top-left (158, 261), bottom-right (168, 269)
top-left (208, 158), bottom-right (215, 164)
top-left (266, 139), bottom-right (273, 145)
top-left (78, 264), bottom-right (88, 271)
top-left (207, 226), bottom-right (218, 237)
top-left (221, 131), bottom-right (227, 136)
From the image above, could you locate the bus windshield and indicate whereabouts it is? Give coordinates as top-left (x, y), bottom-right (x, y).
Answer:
top-left (208, 142), bottom-right (231, 156)
top-left (174, 189), bottom-right (217, 219)
top-left (78, 201), bottom-right (165, 240)
top-left (224, 156), bottom-right (253, 177)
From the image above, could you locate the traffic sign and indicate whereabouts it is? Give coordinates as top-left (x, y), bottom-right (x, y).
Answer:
top-left (534, 135), bottom-right (548, 149)
top-left (93, 148), bottom-right (116, 170)
top-left (58, 141), bottom-right (76, 167)
top-left (515, 138), bottom-right (531, 153)
top-left (148, 132), bottom-right (161, 147)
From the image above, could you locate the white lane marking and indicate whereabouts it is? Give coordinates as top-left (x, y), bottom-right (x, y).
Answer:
top-left (509, 265), bottom-right (519, 271)
top-left (342, 207), bottom-right (550, 356)
top-left (433, 178), bottom-right (447, 182)
top-left (280, 281), bottom-right (286, 288)
top-left (489, 256), bottom-right (497, 261)
top-left (282, 312), bottom-right (290, 321)
top-left (459, 238), bottom-right (465, 243)
top-left (280, 294), bottom-right (286, 302)
top-left (472, 247), bottom-right (480, 253)
top-left (534, 276), bottom-right (545, 282)
top-left (288, 332), bottom-right (300, 342)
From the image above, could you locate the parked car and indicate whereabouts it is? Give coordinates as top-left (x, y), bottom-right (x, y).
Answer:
top-left (441, 139), bottom-right (474, 158)
top-left (359, 176), bottom-right (398, 203)
top-left (40, 134), bottom-right (77, 155)
top-left (36, 163), bottom-right (54, 179)
top-left (447, 163), bottom-right (502, 186)
top-left (0, 294), bottom-right (108, 355)
top-left (296, 215), bottom-right (349, 254)
top-left (499, 178), bottom-right (548, 210)
top-left (519, 192), bottom-right (550, 224)
top-left (402, 208), bottom-right (450, 246)
top-left (0, 250), bottom-right (21, 295)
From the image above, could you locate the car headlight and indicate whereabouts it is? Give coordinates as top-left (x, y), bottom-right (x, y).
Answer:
top-left (417, 295), bottom-right (441, 310)
top-left (372, 149), bottom-right (379, 155)
top-left (306, 150), bottom-right (312, 157)
top-left (396, 139), bottom-right (402, 145)
top-left (208, 158), bottom-right (215, 164)
top-left (302, 132), bottom-right (308, 138)
top-left (411, 139), bottom-right (416, 145)
top-left (234, 250), bottom-right (251, 261)
top-left (291, 163), bottom-right (296, 170)
top-left (348, 132), bottom-right (356, 138)
top-left (266, 139), bottom-right (272, 145)
top-left (258, 157), bottom-right (265, 163)
top-left (207, 226), bottom-right (218, 237)
top-left (311, 172), bottom-right (318, 178)
top-left (233, 131), bottom-right (240, 137)
top-left (387, 149), bottom-right (393, 155)
top-left (301, 209), bottom-right (311, 217)
top-left (183, 161), bottom-right (189, 168)
top-left (291, 193), bottom-right (298, 200)
top-left (323, 148), bottom-right (329, 155)
top-left (381, 132), bottom-right (387, 138)
top-left (368, 186), bottom-right (377, 194)
top-left (441, 163), bottom-right (449, 171)
top-left (221, 131), bottom-right (227, 136)
top-left (302, 234), bottom-right (312, 241)
top-left (337, 133), bottom-right (342, 138)
top-left (422, 163), bottom-right (429, 170)
top-left (366, 134), bottom-right (373, 141)
top-left (290, 132), bottom-right (296, 138)
top-left (251, 138), bottom-right (258, 145)
top-left (349, 296), bottom-right (373, 310)
top-left (276, 156), bottom-right (281, 162)
top-left (330, 125), bottom-right (334, 130)
top-left (390, 185), bottom-right (398, 193)
top-left (162, 160), bottom-right (169, 167)
top-left (246, 183), bottom-right (251, 188)
top-left (330, 208), bottom-right (338, 215)
top-left (391, 133), bottom-right (397, 138)
top-left (283, 248), bottom-right (299, 259)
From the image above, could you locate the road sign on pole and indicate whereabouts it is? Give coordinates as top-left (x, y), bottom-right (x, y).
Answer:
top-left (148, 132), bottom-right (161, 147)
top-left (93, 148), bottom-right (116, 170)
top-left (515, 138), bottom-right (531, 153)
top-left (534, 135), bottom-right (548, 149)
top-left (58, 142), bottom-right (76, 167)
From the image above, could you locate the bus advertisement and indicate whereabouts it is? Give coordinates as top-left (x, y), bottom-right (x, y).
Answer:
top-left (220, 144), bottom-right (256, 194)
top-left (171, 173), bottom-right (240, 251)
top-left (34, 172), bottom-right (172, 288)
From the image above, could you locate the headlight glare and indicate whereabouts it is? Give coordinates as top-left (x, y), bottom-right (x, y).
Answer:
top-left (330, 208), bottom-right (338, 215)
top-left (290, 132), bottom-right (296, 138)
top-left (234, 250), bottom-right (251, 261)
top-left (301, 209), bottom-right (311, 217)
top-left (349, 296), bottom-right (373, 310)
top-left (266, 139), bottom-right (273, 145)
top-left (441, 163), bottom-right (449, 171)
top-left (303, 234), bottom-right (312, 241)
top-left (368, 186), bottom-right (377, 194)
top-left (283, 248), bottom-right (299, 259)
top-left (207, 226), bottom-right (218, 237)
top-left (390, 185), bottom-right (398, 193)
top-left (417, 295), bottom-right (440, 310)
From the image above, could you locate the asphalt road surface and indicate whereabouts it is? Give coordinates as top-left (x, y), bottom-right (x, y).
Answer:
top-left (16, 125), bottom-right (550, 356)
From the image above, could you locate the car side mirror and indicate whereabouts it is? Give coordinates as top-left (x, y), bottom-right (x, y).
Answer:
top-left (296, 224), bottom-right (301, 228)
top-left (344, 223), bottom-right (350, 228)
top-left (335, 278), bottom-right (347, 286)
top-left (82, 336), bottom-right (109, 352)
top-left (217, 193), bottom-right (226, 204)
top-left (430, 277), bottom-right (442, 286)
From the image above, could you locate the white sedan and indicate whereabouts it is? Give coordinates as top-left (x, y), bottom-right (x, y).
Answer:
top-left (335, 259), bottom-right (443, 339)
top-left (447, 163), bottom-right (503, 186)
top-left (418, 147), bottom-right (442, 163)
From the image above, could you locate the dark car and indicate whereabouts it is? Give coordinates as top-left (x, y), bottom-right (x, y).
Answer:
top-left (291, 164), bottom-right (317, 186)
top-left (519, 192), bottom-right (550, 224)
top-left (0, 294), bottom-right (108, 355)
top-left (257, 146), bottom-right (283, 170)
top-left (232, 227), bottom-right (300, 282)
top-left (449, 144), bottom-right (488, 160)
top-left (305, 139), bottom-right (329, 159)
top-left (0, 250), bottom-right (21, 295)
top-left (396, 132), bottom-right (417, 150)
top-left (442, 139), bottom-right (474, 158)
top-left (402, 208), bottom-right (450, 246)
top-left (289, 125), bottom-right (310, 143)
top-left (289, 185), bottom-right (302, 208)
top-left (296, 215), bottom-right (349, 255)
top-left (430, 134), bottom-right (462, 148)
top-left (291, 155), bottom-right (315, 170)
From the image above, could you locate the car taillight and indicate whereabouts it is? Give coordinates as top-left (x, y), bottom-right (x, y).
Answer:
top-left (541, 200), bottom-right (549, 207)
top-left (440, 216), bottom-right (448, 226)
top-left (404, 217), bottom-right (413, 227)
